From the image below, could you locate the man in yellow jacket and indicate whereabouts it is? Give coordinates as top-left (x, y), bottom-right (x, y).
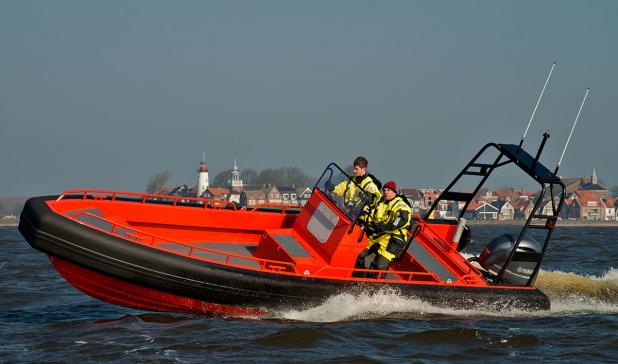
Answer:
top-left (330, 156), bottom-right (381, 220)
top-left (356, 180), bottom-right (412, 273)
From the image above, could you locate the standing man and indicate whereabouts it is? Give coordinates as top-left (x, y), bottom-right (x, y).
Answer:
top-left (356, 180), bottom-right (412, 274)
top-left (331, 156), bottom-right (381, 219)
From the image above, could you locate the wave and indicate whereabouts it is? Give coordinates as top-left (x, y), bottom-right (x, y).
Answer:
top-left (272, 268), bottom-right (618, 322)
top-left (536, 268), bottom-right (618, 314)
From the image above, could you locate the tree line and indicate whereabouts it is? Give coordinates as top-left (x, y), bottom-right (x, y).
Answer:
top-left (212, 166), bottom-right (315, 188)
top-left (145, 166), bottom-right (316, 193)
top-left (0, 197), bottom-right (29, 215)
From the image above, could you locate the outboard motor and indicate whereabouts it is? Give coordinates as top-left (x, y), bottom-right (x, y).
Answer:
top-left (478, 234), bottom-right (542, 286)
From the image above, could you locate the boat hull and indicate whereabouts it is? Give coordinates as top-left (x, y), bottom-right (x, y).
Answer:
top-left (19, 196), bottom-right (550, 315)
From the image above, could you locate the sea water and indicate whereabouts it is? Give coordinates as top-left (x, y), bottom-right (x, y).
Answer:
top-left (1, 225), bottom-right (617, 363)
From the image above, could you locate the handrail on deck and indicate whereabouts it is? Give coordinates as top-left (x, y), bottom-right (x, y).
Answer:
top-left (250, 203), bottom-right (301, 214)
top-left (57, 189), bottom-right (237, 210)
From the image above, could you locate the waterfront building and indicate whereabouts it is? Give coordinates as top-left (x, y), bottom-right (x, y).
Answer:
top-left (463, 201), bottom-right (499, 220)
top-left (514, 200), bottom-right (535, 220)
top-left (400, 188), bottom-right (424, 215)
top-left (602, 198), bottom-right (616, 221)
top-left (491, 200), bottom-right (515, 220)
top-left (243, 186), bottom-right (269, 207)
top-left (575, 190), bottom-right (605, 221)
top-left (203, 187), bottom-right (230, 201)
top-left (295, 187), bottom-right (312, 206)
top-left (277, 186), bottom-right (299, 206)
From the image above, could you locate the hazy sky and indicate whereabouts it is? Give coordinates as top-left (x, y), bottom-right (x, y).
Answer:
top-left (1, 1), bottom-right (616, 196)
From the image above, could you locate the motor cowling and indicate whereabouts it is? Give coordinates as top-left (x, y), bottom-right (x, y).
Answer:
top-left (478, 234), bottom-right (542, 286)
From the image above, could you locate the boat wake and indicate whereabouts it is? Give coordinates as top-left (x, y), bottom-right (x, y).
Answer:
top-left (272, 268), bottom-right (618, 322)
top-left (537, 267), bottom-right (618, 313)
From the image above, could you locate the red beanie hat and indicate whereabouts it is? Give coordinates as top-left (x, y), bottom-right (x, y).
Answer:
top-left (383, 180), bottom-right (397, 192)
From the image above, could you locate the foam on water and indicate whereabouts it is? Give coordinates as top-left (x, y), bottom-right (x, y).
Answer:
top-left (272, 268), bottom-right (618, 322)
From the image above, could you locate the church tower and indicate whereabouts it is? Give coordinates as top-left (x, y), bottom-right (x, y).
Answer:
top-left (592, 166), bottom-right (598, 185)
top-left (231, 159), bottom-right (244, 192)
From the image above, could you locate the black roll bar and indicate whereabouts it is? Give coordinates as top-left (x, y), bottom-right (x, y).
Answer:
top-left (425, 139), bottom-right (565, 286)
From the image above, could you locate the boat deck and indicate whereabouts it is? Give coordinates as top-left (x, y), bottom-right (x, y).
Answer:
top-left (47, 189), bottom-right (486, 286)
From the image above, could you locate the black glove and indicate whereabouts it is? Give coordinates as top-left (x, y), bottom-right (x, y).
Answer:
top-left (324, 181), bottom-right (335, 192)
top-left (373, 222), bottom-right (385, 234)
top-left (364, 225), bottom-right (376, 237)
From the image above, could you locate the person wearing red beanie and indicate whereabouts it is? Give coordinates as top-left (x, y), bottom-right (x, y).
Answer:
top-left (356, 180), bottom-right (411, 275)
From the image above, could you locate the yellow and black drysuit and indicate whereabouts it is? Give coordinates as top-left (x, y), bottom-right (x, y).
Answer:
top-left (356, 195), bottom-right (412, 271)
top-left (332, 175), bottom-right (381, 216)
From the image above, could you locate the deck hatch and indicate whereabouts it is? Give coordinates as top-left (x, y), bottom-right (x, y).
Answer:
top-left (407, 238), bottom-right (456, 282)
top-left (273, 234), bottom-right (312, 258)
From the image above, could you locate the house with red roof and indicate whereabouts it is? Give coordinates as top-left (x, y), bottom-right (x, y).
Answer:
top-left (420, 189), bottom-right (441, 209)
top-left (514, 200), bottom-right (535, 220)
top-left (494, 188), bottom-right (526, 202)
top-left (519, 191), bottom-right (537, 201)
top-left (574, 190), bottom-right (605, 221)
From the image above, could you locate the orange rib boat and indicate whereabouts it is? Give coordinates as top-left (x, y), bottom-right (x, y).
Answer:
top-left (19, 139), bottom-right (564, 316)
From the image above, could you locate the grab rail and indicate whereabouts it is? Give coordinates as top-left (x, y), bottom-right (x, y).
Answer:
top-left (250, 203), bottom-right (301, 214)
top-left (57, 189), bottom-right (237, 210)
top-left (337, 265), bottom-right (441, 282)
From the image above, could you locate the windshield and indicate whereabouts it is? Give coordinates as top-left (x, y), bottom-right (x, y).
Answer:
top-left (314, 163), bottom-right (372, 222)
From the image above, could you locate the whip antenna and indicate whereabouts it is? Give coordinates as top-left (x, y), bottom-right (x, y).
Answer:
top-left (554, 88), bottom-right (590, 175)
top-left (519, 62), bottom-right (556, 148)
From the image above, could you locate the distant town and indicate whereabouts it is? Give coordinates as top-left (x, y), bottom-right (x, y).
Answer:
top-left (153, 159), bottom-right (618, 222)
top-left (1, 160), bottom-right (616, 225)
